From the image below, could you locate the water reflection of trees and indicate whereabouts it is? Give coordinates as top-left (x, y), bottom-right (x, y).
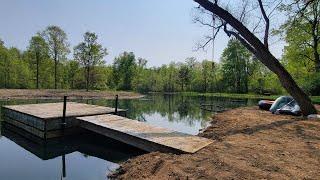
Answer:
top-left (89, 94), bottom-right (257, 126)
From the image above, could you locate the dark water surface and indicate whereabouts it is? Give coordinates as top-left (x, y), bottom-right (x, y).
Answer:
top-left (0, 94), bottom-right (257, 180)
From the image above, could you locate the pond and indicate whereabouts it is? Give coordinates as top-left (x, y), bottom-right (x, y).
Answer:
top-left (0, 94), bottom-right (258, 180)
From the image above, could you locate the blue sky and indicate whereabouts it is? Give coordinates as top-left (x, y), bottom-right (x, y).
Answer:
top-left (0, 0), bottom-right (283, 67)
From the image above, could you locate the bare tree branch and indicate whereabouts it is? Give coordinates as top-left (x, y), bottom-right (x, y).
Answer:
top-left (193, 16), bottom-right (214, 27)
top-left (223, 23), bottom-right (258, 57)
top-left (258, 0), bottom-right (270, 49)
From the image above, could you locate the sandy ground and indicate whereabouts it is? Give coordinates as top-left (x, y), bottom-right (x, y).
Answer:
top-left (110, 106), bottom-right (320, 179)
top-left (0, 89), bottom-right (143, 100)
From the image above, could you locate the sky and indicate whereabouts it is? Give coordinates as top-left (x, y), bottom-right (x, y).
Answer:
top-left (0, 0), bottom-right (284, 67)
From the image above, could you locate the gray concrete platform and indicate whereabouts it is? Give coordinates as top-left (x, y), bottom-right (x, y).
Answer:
top-left (78, 114), bottom-right (213, 154)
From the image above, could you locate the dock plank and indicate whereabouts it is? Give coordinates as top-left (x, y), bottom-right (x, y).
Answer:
top-left (3, 102), bottom-right (123, 119)
top-left (78, 114), bottom-right (213, 153)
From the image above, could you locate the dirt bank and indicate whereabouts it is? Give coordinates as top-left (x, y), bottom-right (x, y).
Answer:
top-left (110, 106), bottom-right (320, 179)
top-left (0, 89), bottom-right (143, 100)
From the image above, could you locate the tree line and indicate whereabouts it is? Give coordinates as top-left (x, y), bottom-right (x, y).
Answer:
top-left (0, 1), bottom-right (319, 97)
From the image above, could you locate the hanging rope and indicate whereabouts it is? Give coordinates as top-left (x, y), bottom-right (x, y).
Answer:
top-left (211, 11), bottom-right (215, 70)
top-left (212, 13), bottom-right (215, 62)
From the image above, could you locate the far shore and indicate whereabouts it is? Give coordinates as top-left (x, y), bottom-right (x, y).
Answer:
top-left (0, 89), bottom-right (144, 100)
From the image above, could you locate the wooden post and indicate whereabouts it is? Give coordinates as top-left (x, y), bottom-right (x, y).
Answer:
top-left (62, 96), bottom-right (67, 129)
top-left (115, 95), bottom-right (118, 115)
top-left (61, 96), bottom-right (67, 178)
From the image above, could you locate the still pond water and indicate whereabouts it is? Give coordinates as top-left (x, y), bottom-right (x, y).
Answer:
top-left (0, 94), bottom-right (257, 180)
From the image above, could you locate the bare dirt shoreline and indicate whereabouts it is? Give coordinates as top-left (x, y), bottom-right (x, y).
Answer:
top-left (0, 89), bottom-right (143, 100)
top-left (110, 106), bottom-right (320, 179)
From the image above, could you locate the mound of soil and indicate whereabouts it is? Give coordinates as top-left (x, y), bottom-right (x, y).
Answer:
top-left (110, 106), bottom-right (320, 179)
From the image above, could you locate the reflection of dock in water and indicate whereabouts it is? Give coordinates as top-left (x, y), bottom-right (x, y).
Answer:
top-left (1, 122), bottom-right (144, 162)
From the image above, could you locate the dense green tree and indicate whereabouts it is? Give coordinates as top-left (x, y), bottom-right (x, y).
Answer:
top-left (0, 43), bottom-right (10, 88)
top-left (178, 64), bottom-right (191, 91)
top-left (27, 35), bottom-right (49, 89)
top-left (65, 60), bottom-right (80, 89)
top-left (279, 0), bottom-right (320, 72)
top-left (220, 39), bottom-right (252, 93)
top-left (0, 45), bottom-right (32, 89)
top-left (74, 32), bottom-right (107, 91)
top-left (42, 25), bottom-right (70, 89)
top-left (201, 60), bottom-right (217, 92)
top-left (112, 52), bottom-right (137, 90)
top-left (132, 58), bottom-right (153, 93)
top-left (163, 63), bottom-right (178, 92)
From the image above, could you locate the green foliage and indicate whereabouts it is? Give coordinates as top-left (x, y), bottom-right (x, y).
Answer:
top-left (112, 52), bottom-right (137, 90)
top-left (73, 32), bottom-right (108, 91)
top-left (27, 35), bottom-right (49, 88)
top-left (178, 64), bottom-right (191, 91)
top-left (278, 1), bottom-right (320, 95)
top-left (132, 59), bottom-right (154, 93)
top-left (220, 39), bottom-right (252, 93)
top-left (41, 25), bottom-right (70, 89)
top-left (65, 60), bottom-right (81, 89)
top-left (42, 26), bottom-right (70, 60)
top-left (0, 46), bottom-right (33, 88)
top-left (0, 35), bottom-right (292, 96)
top-left (301, 72), bottom-right (320, 95)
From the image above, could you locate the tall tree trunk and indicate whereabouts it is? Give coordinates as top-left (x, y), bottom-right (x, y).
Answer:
top-left (204, 75), bottom-right (207, 93)
top-left (86, 66), bottom-right (90, 92)
top-left (4, 69), bottom-right (7, 88)
top-left (244, 59), bottom-right (249, 93)
top-left (54, 52), bottom-right (57, 89)
top-left (244, 70), bottom-right (249, 93)
top-left (5, 58), bottom-right (9, 88)
top-left (194, 0), bottom-right (317, 115)
top-left (36, 52), bottom-right (39, 89)
top-left (235, 53), bottom-right (241, 93)
top-left (313, 36), bottom-right (320, 72)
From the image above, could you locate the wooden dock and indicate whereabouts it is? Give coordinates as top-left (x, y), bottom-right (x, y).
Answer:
top-left (78, 115), bottom-right (213, 153)
top-left (2, 102), bottom-right (213, 153)
top-left (2, 102), bottom-right (126, 139)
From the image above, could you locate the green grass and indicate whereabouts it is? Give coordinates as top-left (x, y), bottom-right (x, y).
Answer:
top-left (180, 92), bottom-right (320, 104)
top-left (311, 96), bottom-right (320, 104)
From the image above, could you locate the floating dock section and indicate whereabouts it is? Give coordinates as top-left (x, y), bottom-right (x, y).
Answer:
top-left (78, 114), bottom-right (213, 153)
top-left (2, 102), bottom-right (213, 153)
top-left (2, 102), bottom-right (126, 139)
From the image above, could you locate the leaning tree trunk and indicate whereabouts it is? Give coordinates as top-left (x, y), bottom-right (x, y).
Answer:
top-left (194, 0), bottom-right (317, 115)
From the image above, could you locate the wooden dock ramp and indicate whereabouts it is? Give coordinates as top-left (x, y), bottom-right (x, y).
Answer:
top-left (78, 114), bottom-right (213, 154)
